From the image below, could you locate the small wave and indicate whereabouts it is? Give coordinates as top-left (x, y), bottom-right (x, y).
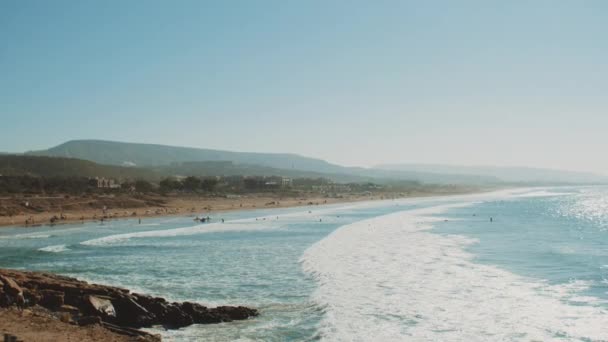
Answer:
top-left (0, 233), bottom-right (52, 240)
top-left (80, 220), bottom-right (281, 246)
top-left (80, 203), bottom-right (381, 247)
top-left (38, 244), bottom-right (69, 253)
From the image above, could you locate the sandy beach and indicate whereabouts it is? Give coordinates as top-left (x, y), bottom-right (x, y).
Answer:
top-left (0, 192), bottom-right (441, 228)
top-left (0, 306), bottom-right (142, 342)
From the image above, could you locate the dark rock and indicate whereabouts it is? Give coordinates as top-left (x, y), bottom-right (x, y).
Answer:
top-left (78, 315), bottom-right (102, 326)
top-left (215, 306), bottom-right (259, 321)
top-left (0, 268), bottom-right (258, 336)
top-left (22, 288), bottom-right (42, 306)
top-left (112, 294), bottom-right (155, 327)
top-left (0, 287), bottom-right (6, 307)
top-left (163, 303), bottom-right (194, 328)
top-left (0, 275), bottom-right (24, 306)
top-left (182, 301), bottom-right (221, 324)
top-left (39, 289), bottom-right (64, 309)
top-left (132, 294), bottom-right (169, 319)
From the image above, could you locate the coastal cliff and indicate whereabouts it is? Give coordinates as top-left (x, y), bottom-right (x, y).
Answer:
top-left (0, 269), bottom-right (258, 341)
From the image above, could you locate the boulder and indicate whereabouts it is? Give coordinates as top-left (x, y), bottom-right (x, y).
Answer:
top-left (182, 301), bottom-right (221, 324)
top-left (112, 294), bottom-right (155, 327)
top-left (0, 275), bottom-right (24, 305)
top-left (39, 289), bottom-right (64, 308)
top-left (86, 295), bottom-right (116, 318)
top-left (132, 294), bottom-right (168, 318)
top-left (0, 268), bottom-right (258, 337)
top-left (163, 303), bottom-right (194, 328)
top-left (22, 288), bottom-right (42, 306)
top-left (215, 306), bottom-right (259, 321)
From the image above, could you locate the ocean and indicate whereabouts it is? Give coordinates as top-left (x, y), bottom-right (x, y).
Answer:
top-left (1, 187), bottom-right (607, 341)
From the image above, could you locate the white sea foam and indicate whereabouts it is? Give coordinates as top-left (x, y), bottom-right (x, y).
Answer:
top-left (511, 190), bottom-right (572, 198)
top-left (38, 244), bottom-right (70, 253)
top-left (79, 203), bottom-right (385, 247)
top-left (301, 201), bottom-right (608, 341)
top-left (80, 221), bottom-right (274, 246)
top-left (79, 188), bottom-right (528, 248)
top-left (0, 233), bottom-right (52, 240)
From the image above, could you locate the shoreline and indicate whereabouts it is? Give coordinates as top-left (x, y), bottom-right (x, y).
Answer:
top-left (0, 190), bottom-right (481, 229)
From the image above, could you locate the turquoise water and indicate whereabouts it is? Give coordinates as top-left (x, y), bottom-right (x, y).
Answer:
top-left (1, 188), bottom-right (608, 341)
top-left (435, 186), bottom-right (608, 307)
top-left (0, 199), bottom-right (432, 341)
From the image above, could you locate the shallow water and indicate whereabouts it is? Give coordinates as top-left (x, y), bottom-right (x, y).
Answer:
top-left (1, 188), bottom-right (607, 341)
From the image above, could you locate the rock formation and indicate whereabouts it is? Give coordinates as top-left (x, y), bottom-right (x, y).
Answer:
top-left (0, 269), bottom-right (258, 340)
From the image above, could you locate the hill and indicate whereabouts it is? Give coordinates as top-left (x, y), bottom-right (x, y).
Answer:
top-left (0, 155), bottom-right (157, 179)
top-left (28, 140), bottom-right (607, 185)
top-left (29, 140), bottom-right (502, 185)
top-left (0, 155), bottom-right (375, 184)
top-left (28, 140), bottom-right (340, 172)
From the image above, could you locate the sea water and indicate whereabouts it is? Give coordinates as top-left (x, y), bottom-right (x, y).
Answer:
top-left (0, 188), bottom-right (607, 341)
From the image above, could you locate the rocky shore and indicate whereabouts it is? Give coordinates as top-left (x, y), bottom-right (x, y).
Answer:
top-left (0, 269), bottom-right (258, 341)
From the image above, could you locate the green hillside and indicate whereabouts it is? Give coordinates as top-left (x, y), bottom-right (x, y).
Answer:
top-left (0, 155), bottom-right (157, 180)
top-left (28, 140), bottom-right (339, 172)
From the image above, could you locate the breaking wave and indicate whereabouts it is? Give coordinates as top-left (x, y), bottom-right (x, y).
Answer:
top-left (301, 203), bottom-right (608, 341)
top-left (79, 205), bottom-right (358, 247)
top-left (38, 244), bottom-right (70, 253)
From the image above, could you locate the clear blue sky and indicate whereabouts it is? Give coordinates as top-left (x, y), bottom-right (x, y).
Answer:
top-left (1, 0), bottom-right (607, 173)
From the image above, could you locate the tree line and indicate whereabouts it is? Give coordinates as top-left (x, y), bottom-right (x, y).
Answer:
top-left (0, 174), bottom-right (437, 196)
top-left (0, 175), bottom-right (335, 195)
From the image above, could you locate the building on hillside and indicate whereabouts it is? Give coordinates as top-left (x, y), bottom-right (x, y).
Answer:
top-left (95, 177), bottom-right (121, 189)
top-left (281, 177), bottom-right (293, 187)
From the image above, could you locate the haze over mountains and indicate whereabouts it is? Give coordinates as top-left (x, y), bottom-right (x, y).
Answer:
top-left (24, 140), bottom-right (499, 184)
top-left (9, 140), bottom-right (603, 185)
top-left (378, 164), bottom-right (608, 184)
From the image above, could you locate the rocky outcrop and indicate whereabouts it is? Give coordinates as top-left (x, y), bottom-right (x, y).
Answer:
top-left (0, 274), bottom-right (25, 306)
top-left (0, 269), bottom-right (258, 340)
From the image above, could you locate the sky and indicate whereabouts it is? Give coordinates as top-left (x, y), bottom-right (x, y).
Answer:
top-left (1, 0), bottom-right (607, 174)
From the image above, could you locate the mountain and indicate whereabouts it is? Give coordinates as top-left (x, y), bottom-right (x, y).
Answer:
top-left (28, 140), bottom-right (504, 184)
top-left (28, 140), bottom-right (341, 172)
top-left (27, 140), bottom-right (605, 185)
top-left (0, 155), bottom-right (157, 179)
top-left (377, 164), bottom-right (608, 184)
top-left (0, 154), bottom-right (375, 184)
